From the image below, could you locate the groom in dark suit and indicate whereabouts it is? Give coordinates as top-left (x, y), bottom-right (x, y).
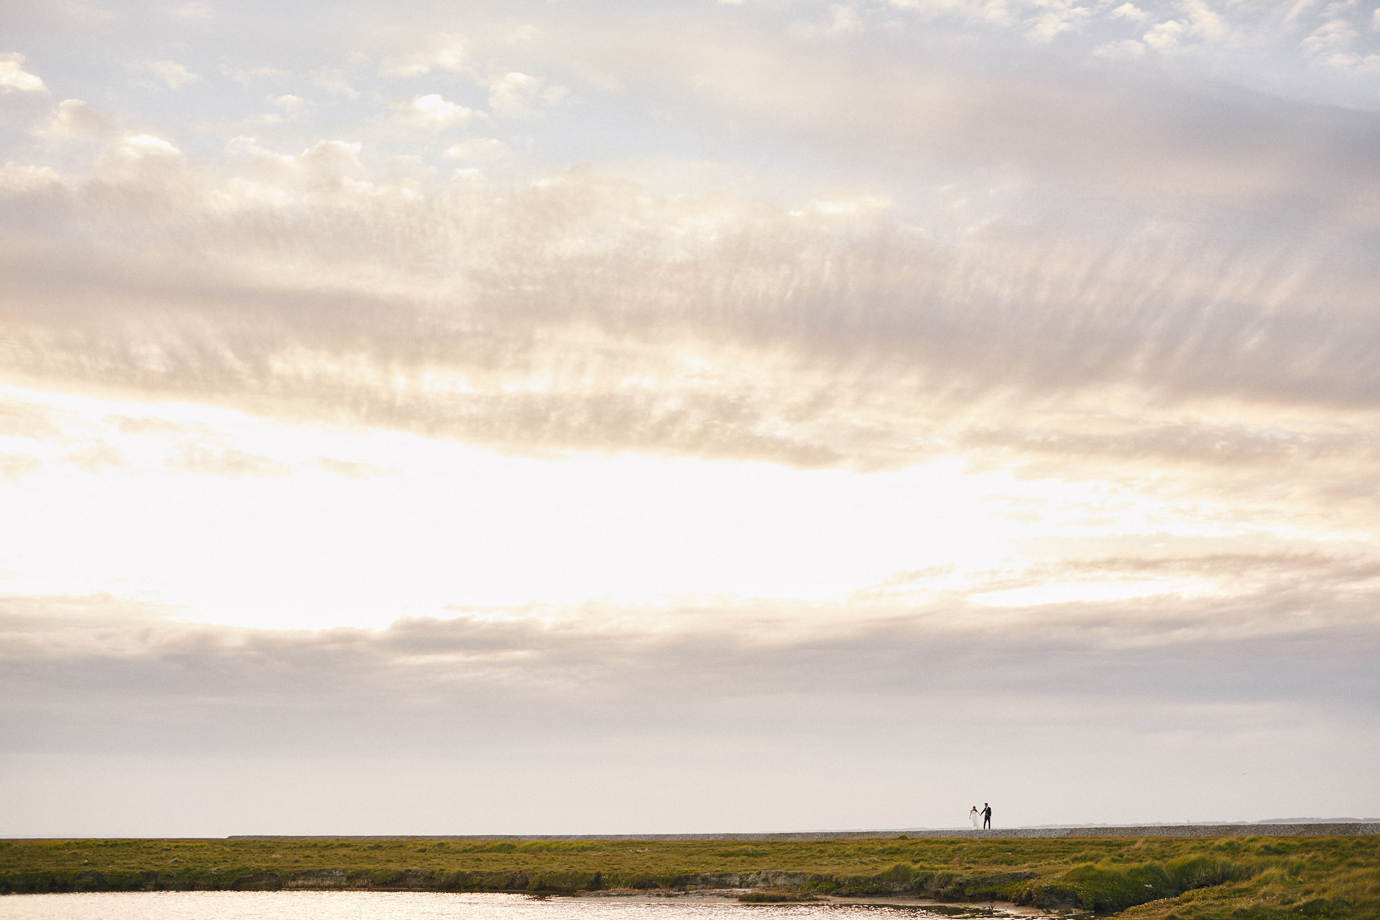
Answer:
top-left (982, 803), bottom-right (992, 829)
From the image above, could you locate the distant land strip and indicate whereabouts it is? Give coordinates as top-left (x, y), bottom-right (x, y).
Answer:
top-left (226, 822), bottom-right (1380, 840)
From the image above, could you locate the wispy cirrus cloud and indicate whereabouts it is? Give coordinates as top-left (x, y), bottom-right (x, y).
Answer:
top-left (2, 119), bottom-right (1378, 480)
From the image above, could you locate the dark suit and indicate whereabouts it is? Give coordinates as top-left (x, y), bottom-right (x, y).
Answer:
top-left (982, 806), bottom-right (991, 829)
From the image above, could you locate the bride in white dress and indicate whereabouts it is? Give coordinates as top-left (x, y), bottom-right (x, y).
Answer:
top-left (969, 806), bottom-right (981, 829)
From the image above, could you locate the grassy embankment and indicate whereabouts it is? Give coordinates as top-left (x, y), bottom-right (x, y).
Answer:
top-left (1, 835), bottom-right (1377, 918)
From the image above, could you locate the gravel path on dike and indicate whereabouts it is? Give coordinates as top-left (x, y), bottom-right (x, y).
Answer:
top-left (234, 823), bottom-right (1380, 841)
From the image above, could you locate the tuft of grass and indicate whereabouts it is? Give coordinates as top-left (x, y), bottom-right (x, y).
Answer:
top-left (738, 888), bottom-right (818, 902)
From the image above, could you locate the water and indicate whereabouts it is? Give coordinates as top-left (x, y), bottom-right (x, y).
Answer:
top-left (0, 893), bottom-right (999, 920)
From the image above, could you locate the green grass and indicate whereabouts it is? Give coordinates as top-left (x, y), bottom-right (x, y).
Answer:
top-left (0, 835), bottom-right (1376, 917)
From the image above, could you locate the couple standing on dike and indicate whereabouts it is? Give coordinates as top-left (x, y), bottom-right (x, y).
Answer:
top-left (969, 803), bottom-right (992, 829)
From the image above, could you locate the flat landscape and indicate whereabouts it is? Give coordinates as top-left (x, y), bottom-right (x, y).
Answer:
top-left (3, 831), bottom-right (1377, 918)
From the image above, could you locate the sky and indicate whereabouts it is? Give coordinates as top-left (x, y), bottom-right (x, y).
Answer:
top-left (1, 0), bottom-right (1379, 837)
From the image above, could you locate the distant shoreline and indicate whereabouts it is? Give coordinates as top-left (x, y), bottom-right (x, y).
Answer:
top-left (220, 822), bottom-right (1380, 841)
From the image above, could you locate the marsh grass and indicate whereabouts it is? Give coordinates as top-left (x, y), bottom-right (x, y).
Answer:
top-left (0, 835), bottom-right (1375, 918)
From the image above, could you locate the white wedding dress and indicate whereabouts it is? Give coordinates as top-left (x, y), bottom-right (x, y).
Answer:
top-left (970, 809), bottom-right (981, 829)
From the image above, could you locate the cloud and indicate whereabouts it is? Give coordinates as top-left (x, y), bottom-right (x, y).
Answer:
top-left (2, 590), bottom-right (1375, 834)
top-left (380, 32), bottom-right (469, 77)
top-left (167, 443), bottom-right (290, 477)
top-left (0, 5), bottom-right (1377, 577)
top-left (165, 1), bottom-right (215, 24)
top-left (5, 589), bottom-right (1376, 739)
top-left (1180, 0), bottom-right (1228, 41)
top-left (1143, 18), bottom-right (1185, 49)
top-left (0, 54), bottom-right (46, 93)
top-left (1303, 18), bottom-right (1358, 57)
top-left (871, 0), bottom-right (1273, 60)
top-left (39, 98), bottom-right (118, 139)
top-left (445, 137), bottom-right (510, 159)
top-left (267, 93), bottom-right (308, 119)
top-left (110, 415), bottom-right (189, 436)
top-left (394, 93), bottom-right (478, 127)
top-left (223, 64), bottom-right (290, 86)
top-left (134, 59), bottom-right (200, 89)
top-left (791, 3), bottom-right (866, 37)
top-left (118, 133), bottom-right (181, 158)
top-left (487, 71), bottom-right (566, 117)
top-left (2, 94), bottom-right (1379, 495)
top-left (290, 138), bottom-right (366, 177)
top-left (309, 68), bottom-right (359, 97)
top-left (314, 456), bottom-right (395, 478)
top-left (1094, 38), bottom-right (1146, 57)
top-left (63, 440), bottom-right (128, 472)
top-left (1025, 0), bottom-right (1092, 43)
top-left (0, 452), bottom-right (42, 480)
top-left (0, 395), bottom-right (65, 439)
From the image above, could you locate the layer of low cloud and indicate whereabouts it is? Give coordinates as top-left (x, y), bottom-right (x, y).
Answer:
top-left (2, 586), bottom-right (1377, 833)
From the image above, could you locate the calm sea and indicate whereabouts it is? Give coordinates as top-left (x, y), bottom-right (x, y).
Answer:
top-left (0, 892), bottom-right (995, 920)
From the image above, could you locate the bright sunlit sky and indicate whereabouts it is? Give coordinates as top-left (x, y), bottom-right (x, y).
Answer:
top-left (2, 0), bottom-right (1379, 837)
